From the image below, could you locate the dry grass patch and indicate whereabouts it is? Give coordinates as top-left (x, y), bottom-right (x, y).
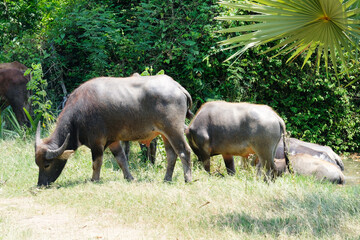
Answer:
top-left (0, 139), bottom-right (360, 239)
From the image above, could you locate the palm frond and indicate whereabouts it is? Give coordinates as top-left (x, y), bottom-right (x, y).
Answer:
top-left (217, 0), bottom-right (360, 75)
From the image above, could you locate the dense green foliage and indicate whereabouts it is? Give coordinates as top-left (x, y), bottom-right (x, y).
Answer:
top-left (0, 0), bottom-right (359, 152)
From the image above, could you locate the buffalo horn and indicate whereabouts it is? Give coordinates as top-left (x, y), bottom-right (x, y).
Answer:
top-left (35, 122), bottom-right (42, 148)
top-left (45, 133), bottom-right (71, 160)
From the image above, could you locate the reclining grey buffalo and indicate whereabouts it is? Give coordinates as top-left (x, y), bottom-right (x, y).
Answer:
top-left (275, 137), bottom-right (344, 171)
top-left (275, 154), bottom-right (345, 184)
top-left (0, 68), bottom-right (31, 126)
top-left (185, 101), bottom-right (289, 179)
top-left (35, 74), bottom-right (193, 186)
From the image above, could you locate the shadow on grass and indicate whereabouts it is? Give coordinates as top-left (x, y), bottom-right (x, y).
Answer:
top-left (47, 167), bottom-right (180, 188)
top-left (27, 181), bottom-right (92, 195)
top-left (212, 189), bottom-right (360, 238)
top-left (44, 178), bottom-right (114, 189)
top-left (215, 212), bottom-right (298, 235)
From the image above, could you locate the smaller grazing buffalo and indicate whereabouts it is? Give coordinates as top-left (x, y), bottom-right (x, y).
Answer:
top-left (0, 68), bottom-right (31, 126)
top-left (35, 74), bottom-right (193, 186)
top-left (275, 137), bottom-right (344, 171)
top-left (185, 101), bottom-right (289, 179)
top-left (0, 61), bottom-right (28, 72)
top-left (275, 154), bottom-right (345, 184)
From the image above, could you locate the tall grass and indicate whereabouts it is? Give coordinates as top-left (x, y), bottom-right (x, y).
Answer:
top-left (0, 107), bottom-right (22, 139)
top-left (0, 138), bottom-right (359, 239)
top-left (0, 106), bottom-right (42, 144)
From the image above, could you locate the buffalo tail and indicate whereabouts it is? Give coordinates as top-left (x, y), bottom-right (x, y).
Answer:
top-left (279, 117), bottom-right (292, 173)
top-left (175, 81), bottom-right (194, 120)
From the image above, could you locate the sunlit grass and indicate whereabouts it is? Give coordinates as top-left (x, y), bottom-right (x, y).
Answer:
top-left (0, 138), bottom-right (360, 239)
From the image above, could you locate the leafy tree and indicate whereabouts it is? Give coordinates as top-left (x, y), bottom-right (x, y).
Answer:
top-left (0, 0), bottom-right (45, 44)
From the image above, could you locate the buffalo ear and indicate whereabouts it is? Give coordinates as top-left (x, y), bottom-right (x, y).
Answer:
top-left (45, 133), bottom-right (71, 160)
top-left (58, 150), bottom-right (75, 160)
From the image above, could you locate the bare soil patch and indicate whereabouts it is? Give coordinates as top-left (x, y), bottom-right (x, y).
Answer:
top-left (349, 153), bottom-right (360, 161)
top-left (0, 197), bottom-right (145, 240)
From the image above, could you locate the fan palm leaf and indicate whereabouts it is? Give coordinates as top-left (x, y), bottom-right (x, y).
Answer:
top-left (216, 0), bottom-right (360, 76)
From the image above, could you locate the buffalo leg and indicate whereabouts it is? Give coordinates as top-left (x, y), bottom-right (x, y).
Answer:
top-left (6, 85), bottom-right (28, 126)
top-left (90, 147), bottom-right (104, 181)
top-left (222, 154), bottom-right (235, 175)
top-left (253, 146), bottom-right (277, 181)
top-left (162, 136), bottom-right (178, 182)
top-left (139, 138), bottom-right (157, 164)
top-left (165, 133), bottom-right (192, 183)
top-left (121, 141), bottom-right (130, 161)
top-left (149, 139), bottom-right (157, 164)
top-left (8, 97), bottom-right (27, 126)
top-left (109, 142), bottom-right (134, 181)
top-left (139, 143), bottom-right (147, 161)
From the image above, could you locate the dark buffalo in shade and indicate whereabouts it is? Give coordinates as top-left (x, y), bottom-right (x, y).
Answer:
top-left (275, 154), bottom-right (345, 184)
top-left (185, 101), bottom-right (289, 179)
top-left (0, 61), bottom-right (28, 72)
top-left (35, 74), bottom-right (193, 186)
top-left (275, 137), bottom-right (344, 171)
top-left (0, 68), bottom-right (31, 126)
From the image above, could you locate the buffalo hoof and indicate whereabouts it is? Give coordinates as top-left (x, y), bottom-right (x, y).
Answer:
top-left (125, 174), bottom-right (134, 182)
top-left (90, 178), bottom-right (100, 183)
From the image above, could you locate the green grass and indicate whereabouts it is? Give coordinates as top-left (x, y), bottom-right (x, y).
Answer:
top-left (0, 138), bottom-right (360, 239)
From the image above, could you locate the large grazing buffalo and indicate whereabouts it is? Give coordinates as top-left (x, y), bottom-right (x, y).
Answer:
top-left (275, 154), bottom-right (345, 184)
top-left (0, 68), bottom-right (31, 126)
top-left (275, 137), bottom-right (344, 171)
top-left (185, 101), bottom-right (289, 179)
top-left (35, 74), bottom-right (193, 186)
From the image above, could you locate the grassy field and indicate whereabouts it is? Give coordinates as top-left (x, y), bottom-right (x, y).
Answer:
top-left (0, 138), bottom-right (359, 240)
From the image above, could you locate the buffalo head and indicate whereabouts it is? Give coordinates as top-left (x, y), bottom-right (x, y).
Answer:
top-left (35, 123), bottom-right (74, 186)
